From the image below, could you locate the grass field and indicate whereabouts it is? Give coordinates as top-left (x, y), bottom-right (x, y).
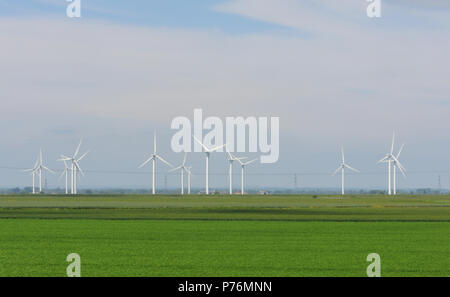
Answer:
top-left (0, 194), bottom-right (449, 276)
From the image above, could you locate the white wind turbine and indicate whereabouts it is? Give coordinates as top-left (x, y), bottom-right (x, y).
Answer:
top-left (333, 147), bottom-right (359, 195)
top-left (193, 136), bottom-right (225, 195)
top-left (377, 132), bottom-right (405, 195)
top-left (139, 132), bottom-right (173, 194)
top-left (35, 149), bottom-right (55, 193)
top-left (169, 153), bottom-right (192, 195)
top-left (237, 157), bottom-right (258, 195)
top-left (59, 160), bottom-right (70, 194)
top-left (59, 140), bottom-right (89, 195)
top-left (23, 156), bottom-right (39, 194)
top-left (392, 144), bottom-right (406, 195)
top-left (226, 152), bottom-right (247, 195)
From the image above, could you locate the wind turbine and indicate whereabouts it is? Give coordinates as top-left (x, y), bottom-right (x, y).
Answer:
top-left (35, 149), bottom-right (55, 193)
top-left (392, 144), bottom-right (406, 195)
top-left (59, 140), bottom-right (89, 195)
top-left (59, 160), bottom-right (70, 194)
top-left (169, 153), bottom-right (192, 195)
top-left (23, 157), bottom-right (39, 194)
top-left (193, 136), bottom-right (225, 195)
top-left (226, 152), bottom-right (246, 195)
top-left (333, 147), bottom-right (359, 195)
top-left (377, 132), bottom-right (404, 195)
top-left (139, 132), bottom-right (173, 194)
top-left (237, 157), bottom-right (258, 195)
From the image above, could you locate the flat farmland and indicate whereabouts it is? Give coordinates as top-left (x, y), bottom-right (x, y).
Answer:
top-left (0, 194), bottom-right (449, 276)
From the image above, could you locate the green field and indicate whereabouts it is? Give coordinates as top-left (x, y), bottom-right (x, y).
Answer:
top-left (0, 194), bottom-right (449, 276)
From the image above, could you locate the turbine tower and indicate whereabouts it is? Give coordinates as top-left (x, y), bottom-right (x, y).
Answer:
top-left (59, 140), bottom-right (89, 195)
top-left (35, 149), bottom-right (55, 193)
top-left (237, 157), bottom-right (258, 195)
top-left (392, 144), bottom-right (406, 195)
top-left (333, 147), bottom-right (359, 195)
top-left (139, 132), bottom-right (172, 194)
top-left (226, 152), bottom-right (246, 195)
top-left (169, 153), bottom-right (192, 195)
top-left (59, 160), bottom-right (70, 194)
top-left (186, 166), bottom-right (192, 194)
top-left (193, 136), bottom-right (225, 195)
top-left (23, 158), bottom-right (39, 194)
top-left (377, 132), bottom-right (404, 195)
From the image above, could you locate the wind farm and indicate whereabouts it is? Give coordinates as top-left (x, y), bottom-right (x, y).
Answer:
top-left (10, 131), bottom-right (436, 196)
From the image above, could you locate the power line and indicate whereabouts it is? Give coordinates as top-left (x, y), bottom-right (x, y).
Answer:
top-left (1, 166), bottom-right (449, 176)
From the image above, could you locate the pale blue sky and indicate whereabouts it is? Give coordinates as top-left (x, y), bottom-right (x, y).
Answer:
top-left (1, 0), bottom-right (449, 191)
top-left (0, 0), bottom-right (291, 33)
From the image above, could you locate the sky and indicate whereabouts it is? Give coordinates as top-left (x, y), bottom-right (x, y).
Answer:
top-left (1, 0), bottom-right (450, 191)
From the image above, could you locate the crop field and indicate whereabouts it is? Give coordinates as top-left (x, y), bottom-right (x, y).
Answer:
top-left (0, 194), bottom-right (449, 277)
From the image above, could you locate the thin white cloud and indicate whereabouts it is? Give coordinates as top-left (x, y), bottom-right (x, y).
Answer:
top-left (214, 0), bottom-right (450, 33)
top-left (213, 0), bottom-right (369, 35)
top-left (1, 15), bottom-right (449, 145)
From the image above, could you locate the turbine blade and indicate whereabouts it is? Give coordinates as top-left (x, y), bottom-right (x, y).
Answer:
top-left (394, 162), bottom-right (406, 178)
top-left (184, 167), bottom-right (192, 175)
top-left (73, 139), bottom-right (82, 158)
top-left (341, 146), bottom-right (345, 163)
top-left (344, 163), bottom-right (360, 173)
top-left (377, 156), bottom-right (389, 164)
top-left (210, 143), bottom-right (226, 152)
top-left (398, 165), bottom-right (407, 178)
top-left (169, 166), bottom-right (182, 172)
top-left (138, 156), bottom-right (154, 168)
top-left (332, 167), bottom-right (341, 176)
top-left (42, 165), bottom-right (55, 174)
top-left (397, 143), bottom-right (405, 158)
top-left (244, 158), bottom-right (258, 166)
top-left (77, 151), bottom-right (89, 162)
top-left (74, 161), bottom-right (84, 176)
top-left (393, 157), bottom-right (407, 177)
top-left (390, 131), bottom-right (395, 155)
top-left (58, 155), bottom-right (71, 161)
top-left (192, 135), bottom-right (209, 151)
top-left (153, 131), bottom-right (157, 154)
top-left (182, 152), bottom-right (187, 166)
top-left (227, 151), bottom-right (233, 160)
top-left (236, 158), bottom-right (244, 165)
top-left (156, 155), bottom-right (173, 167)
